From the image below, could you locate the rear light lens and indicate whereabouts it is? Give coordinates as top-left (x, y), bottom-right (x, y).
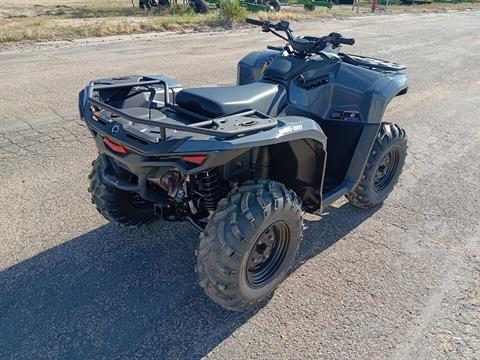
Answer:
top-left (103, 137), bottom-right (130, 155)
top-left (181, 155), bottom-right (207, 165)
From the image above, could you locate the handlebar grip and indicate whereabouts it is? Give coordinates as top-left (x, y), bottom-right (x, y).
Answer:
top-left (338, 37), bottom-right (355, 46)
top-left (245, 18), bottom-right (264, 26)
top-left (267, 45), bottom-right (284, 52)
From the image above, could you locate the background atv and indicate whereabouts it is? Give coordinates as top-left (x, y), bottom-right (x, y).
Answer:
top-left (139, 0), bottom-right (210, 13)
top-left (79, 19), bottom-right (408, 311)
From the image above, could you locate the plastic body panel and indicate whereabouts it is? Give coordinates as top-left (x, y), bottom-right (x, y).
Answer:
top-left (280, 59), bottom-right (408, 124)
top-left (259, 54), bottom-right (408, 201)
top-left (238, 50), bottom-right (408, 124)
top-left (237, 50), bottom-right (281, 85)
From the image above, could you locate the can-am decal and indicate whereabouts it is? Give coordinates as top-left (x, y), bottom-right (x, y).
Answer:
top-left (278, 124), bottom-right (303, 136)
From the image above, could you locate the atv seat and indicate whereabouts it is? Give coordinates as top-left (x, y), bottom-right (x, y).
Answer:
top-left (175, 81), bottom-right (285, 118)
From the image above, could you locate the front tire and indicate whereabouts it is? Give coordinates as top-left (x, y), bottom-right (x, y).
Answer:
top-left (196, 180), bottom-right (303, 311)
top-left (347, 123), bottom-right (407, 208)
top-left (88, 157), bottom-right (159, 227)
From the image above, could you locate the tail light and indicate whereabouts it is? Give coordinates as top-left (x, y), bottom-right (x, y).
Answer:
top-left (103, 137), bottom-right (130, 155)
top-left (181, 155), bottom-right (207, 165)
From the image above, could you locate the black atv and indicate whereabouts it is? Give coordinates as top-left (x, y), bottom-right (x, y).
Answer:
top-left (79, 19), bottom-right (408, 311)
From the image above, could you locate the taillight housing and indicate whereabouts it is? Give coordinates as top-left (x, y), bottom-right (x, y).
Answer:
top-left (181, 155), bottom-right (207, 165)
top-left (103, 137), bottom-right (130, 155)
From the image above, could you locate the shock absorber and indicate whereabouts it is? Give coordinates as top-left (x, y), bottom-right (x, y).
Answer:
top-left (198, 168), bottom-right (219, 212)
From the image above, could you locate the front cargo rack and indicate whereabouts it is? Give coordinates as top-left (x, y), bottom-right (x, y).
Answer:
top-left (85, 79), bottom-right (277, 141)
top-left (339, 53), bottom-right (406, 72)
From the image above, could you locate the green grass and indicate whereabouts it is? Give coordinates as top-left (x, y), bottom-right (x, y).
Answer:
top-left (1, 1), bottom-right (478, 44)
top-left (0, 13), bottom-right (222, 43)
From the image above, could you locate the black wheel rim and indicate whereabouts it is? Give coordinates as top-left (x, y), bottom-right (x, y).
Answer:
top-left (374, 147), bottom-right (400, 192)
top-left (246, 221), bottom-right (290, 287)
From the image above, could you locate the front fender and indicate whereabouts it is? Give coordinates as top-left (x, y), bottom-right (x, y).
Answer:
top-left (368, 73), bottom-right (408, 123)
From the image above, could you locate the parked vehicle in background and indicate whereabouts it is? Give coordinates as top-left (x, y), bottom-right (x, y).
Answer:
top-left (139, 0), bottom-right (210, 12)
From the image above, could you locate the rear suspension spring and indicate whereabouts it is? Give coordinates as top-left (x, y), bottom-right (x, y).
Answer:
top-left (199, 168), bottom-right (219, 212)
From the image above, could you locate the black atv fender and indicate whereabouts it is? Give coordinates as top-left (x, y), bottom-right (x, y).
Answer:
top-left (174, 116), bottom-right (326, 169)
top-left (320, 71), bottom-right (408, 209)
top-left (366, 72), bottom-right (408, 124)
top-left (175, 116), bottom-right (327, 211)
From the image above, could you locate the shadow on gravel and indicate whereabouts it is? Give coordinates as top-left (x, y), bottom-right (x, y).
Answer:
top-left (0, 202), bottom-right (378, 359)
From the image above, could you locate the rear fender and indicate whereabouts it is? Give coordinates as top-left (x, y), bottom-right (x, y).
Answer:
top-left (175, 116), bottom-right (327, 211)
top-left (174, 116), bottom-right (327, 168)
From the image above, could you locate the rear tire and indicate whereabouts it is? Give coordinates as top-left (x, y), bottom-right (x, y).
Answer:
top-left (88, 157), bottom-right (159, 227)
top-left (196, 180), bottom-right (303, 311)
top-left (347, 123), bottom-right (407, 208)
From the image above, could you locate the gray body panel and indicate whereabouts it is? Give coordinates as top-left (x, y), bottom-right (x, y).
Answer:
top-left (237, 50), bottom-right (282, 85)
top-left (237, 51), bottom-right (408, 124)
top-left (174, 117), bottom-right (326, 152)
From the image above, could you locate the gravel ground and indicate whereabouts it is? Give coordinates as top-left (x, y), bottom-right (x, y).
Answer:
top-left (0, 11), bottom-right (479, 360)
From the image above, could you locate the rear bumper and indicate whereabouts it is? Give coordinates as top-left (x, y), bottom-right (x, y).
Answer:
top-left (94, 149), bottom-right (172, 206)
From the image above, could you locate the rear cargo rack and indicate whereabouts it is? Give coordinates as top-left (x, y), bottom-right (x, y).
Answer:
top-left (86, 79), bottom-right (277, 141)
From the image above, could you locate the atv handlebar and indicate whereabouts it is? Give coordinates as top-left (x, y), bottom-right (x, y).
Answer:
top-left (325, 32), bottom-right (355, 46)
top-left (245, 18), bottom-right (355, 54)
top-left (337, 37), bottom-right (355, 46)
top-left (246, 18), bottom-right (293, 40)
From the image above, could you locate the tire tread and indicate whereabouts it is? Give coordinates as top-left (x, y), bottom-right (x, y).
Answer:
top-left (347, 123), bottom-right (407, 208)
top-left (196, 180), bottom-right (303, 311)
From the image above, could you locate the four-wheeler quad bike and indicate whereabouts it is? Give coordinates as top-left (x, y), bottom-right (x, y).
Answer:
top-left (79, 19), bottom-right (408, 311)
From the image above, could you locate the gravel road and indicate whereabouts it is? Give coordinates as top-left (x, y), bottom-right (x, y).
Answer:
top-left (0, 11), bottom-right (479, 360)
